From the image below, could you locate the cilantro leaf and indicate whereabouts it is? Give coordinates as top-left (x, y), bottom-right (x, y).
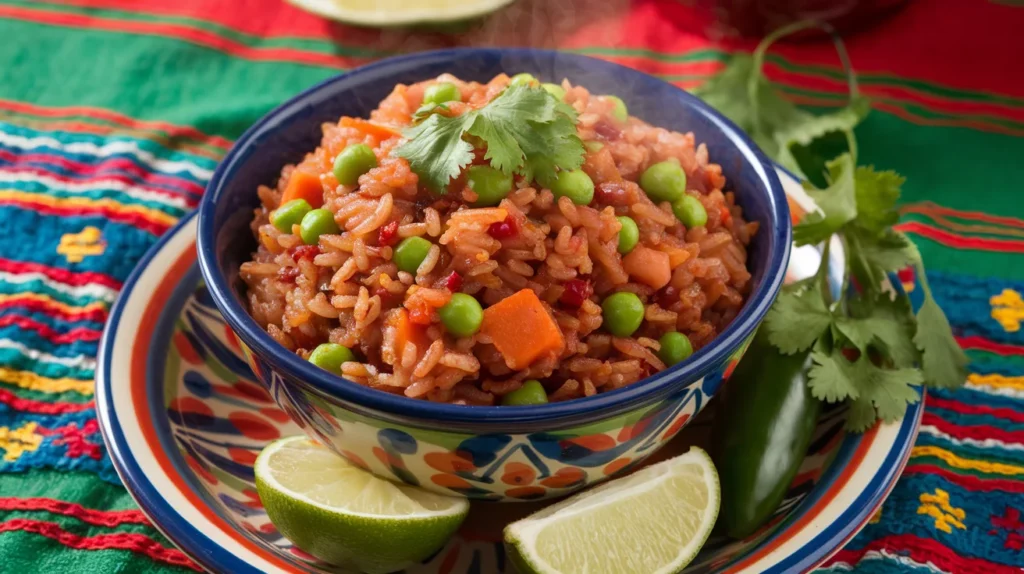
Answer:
top-left (845, 397), bottom-right (880, 432)
top-left (793, 154), bottom-right (857, 246)
top-left (765, 281), bottom-right (832, 354)
top-left (393, 84), bottom-right (582, 194)
top-left (914, 288), bottom-right (969, 389)
top-left (846, 363), bottom-right (923, 431)
top-left (864, 296), bottom-right (921, 368)
top-left (775, 97), bottom-right (870, 179)
top-left (859, 229), bottom-right (921, 272)
top-left (807, 345), bottom-right (862, 403)
top-left (397, 113), bottom-right (475, 193)
top-left (853, 166), bottom-right (904, 236)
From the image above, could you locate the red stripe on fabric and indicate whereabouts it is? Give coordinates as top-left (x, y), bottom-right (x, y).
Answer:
top-left (903, 464), bottom-right (1024, 494)
top-left (762, 63), bottom-right (1024, 121)
top-left (0, 389), bottom-right (93, 414)
top-left (0, 498), bottom-right (148, 527)
top-left (0, 297), bottom-right (107, 323)
top-left (896, 221), bottom-right (1024, 253)
top-left (0, 99), bottom-right (232, 151)
top-left (0, 148), bottom-right (205, 198)
top-left (823, 533), bottom-right (1021, 573)
top-left (0, 5), bottom-right (353, 69)
top-left (922, 412), bottom-right (1024, 446)
top-left (956, 336), bottom-right (1024, 357)
top-left (0, 197), bottom-right (170, 236)
top-left (0, 518), bottom-right (200, 571)
top-left (0, 315), bottom-right (102, 344)
top-left (0, 258), bottom-right (120, 289)
top-left (902, 203), bottom-right (1024, 230)
top-left (927, 395), bottom-right (1024, 425)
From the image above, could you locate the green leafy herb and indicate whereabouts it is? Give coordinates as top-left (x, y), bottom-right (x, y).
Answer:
top-left (393, 83), bottom-right (584, 193)
top-left (698, 21), bottom-right (968, 431)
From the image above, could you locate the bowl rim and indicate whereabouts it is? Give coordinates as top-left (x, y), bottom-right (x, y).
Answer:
top-left (197, 47), bottom-right (792, 427)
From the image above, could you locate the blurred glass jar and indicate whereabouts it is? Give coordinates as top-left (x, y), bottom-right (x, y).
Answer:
top-left (689, 0), bottom-right (909, 38)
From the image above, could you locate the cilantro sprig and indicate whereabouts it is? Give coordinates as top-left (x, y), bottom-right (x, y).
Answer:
top-left (697, 22), bottom-right (968, 431)
top-left (393, 83), bottom-right (584, 193)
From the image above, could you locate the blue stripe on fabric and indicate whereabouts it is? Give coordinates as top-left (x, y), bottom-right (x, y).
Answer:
top-left (0, 348), bottom-right (93, 380)
top-left (0, 178), bottom-right (190, 218)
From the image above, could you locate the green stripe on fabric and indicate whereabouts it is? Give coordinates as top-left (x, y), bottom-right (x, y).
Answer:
top-left (1, 0), bottom-right (383, 58)
top-left (0, 531), bottom-right (192, 574)
top-left (966, 349), bottom-right (1024, 370)
top-left (0, 280), bottom-right (111, 309)
top-left (0, 470), bottom-right (144, 511)
top-left (0, 20), bottom-right (338, 140)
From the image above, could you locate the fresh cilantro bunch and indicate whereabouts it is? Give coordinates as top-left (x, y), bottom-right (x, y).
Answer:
top-left (393, 83), bottom-right (585, 193)
top-left (696, 22), bottom-right (968, 431)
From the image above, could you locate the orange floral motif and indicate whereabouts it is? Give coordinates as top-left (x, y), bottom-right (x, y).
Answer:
top-left (661, 414), bottom-right (691, 441)
top-left (539, 467), bottom-right (585, 488)
top-left (340, 450), bottom-right (369, 470)
top-left (562, 434), bottom-right (616, 452)
top-left (506, 486), bottom-right (546, 500)
top-left (431, 474), bottom-right (474, 489)
top-left (372, 446), bottom-right (402, 468)
top-left (501, 462), bottom-right (536, 486)
top-left (424, 451), bottom-right (476, 473)
top-left (603, 458), bottom-right (632, 476)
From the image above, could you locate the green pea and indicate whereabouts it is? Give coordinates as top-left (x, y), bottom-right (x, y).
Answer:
top-left (584, 141), bottom-right (605, 153)
top-left (601, 292), bottom-right (645, 337)
top-left (639, 160), bottom-right (687, 203)
top-left (466, 165), bottom-right (513, 207)
top-left (299, 208), bottom-right (340, 245)
top-left (308, 343), bottom-right (356, 375)
top-left (616, 216), bottom-right (639, 254)
top-left (423, 82), bottom-right (461, 106)
top-left (438, 293), bottom-right (484, 338)
top-left (393, 236), bottom-right (433, 273)
top-left (541, 82), bottom-right (566, 100)
top-left (510, 73), bottom-right (538, 87)
top-left (271, 199), bottom-right (312, 233)
top-left (657, 332), bottom-right (693, 367)
top-left (502, 379), bottom-right (548, 406)
top-left (673, 195), bottom-right (708, 228)
top-left (550, 169), bottom-right (595, 205)
top-left (604, 95), bottom-right (628, 123)
top-left (333, 144), bottom-right (378, 186)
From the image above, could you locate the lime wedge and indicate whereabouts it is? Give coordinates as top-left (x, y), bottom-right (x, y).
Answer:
top-left (287, 0), bottom-right (515, 27)
top-left (505, 447), bottom-right (720, 574)
top-left (255, 436), bottom-right (469, 574)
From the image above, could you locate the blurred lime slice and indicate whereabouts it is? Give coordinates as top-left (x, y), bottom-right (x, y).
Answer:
top-left (255, 436), bottom-right (469, 574)
top-left (288, 0), bottom-right (515, 27)
top-left (505, 447), bottom-right (720, 574)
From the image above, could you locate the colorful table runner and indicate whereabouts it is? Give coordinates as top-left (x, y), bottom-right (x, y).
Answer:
top-left (0, 1), bottom-right (1021, 572)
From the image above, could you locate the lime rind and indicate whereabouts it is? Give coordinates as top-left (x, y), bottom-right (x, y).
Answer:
top-left (505, 447), bottom-right (721, 574)
top-left (286, 0), bottom-right (515, 27)
top-left (255, 436), bottom-right (469, 574)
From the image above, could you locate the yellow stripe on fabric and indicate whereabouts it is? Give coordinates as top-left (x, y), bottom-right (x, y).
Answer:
top-left (0, 367), bottom-right (93, 395)
top-left (911, 445), bottom-right (1024, 476)
top-left (967, 373), bottom-right (1024, 390)
top-left (0, 293), bottom-right (108, 315)
top-left (0, 189), bottom-right (177, 227)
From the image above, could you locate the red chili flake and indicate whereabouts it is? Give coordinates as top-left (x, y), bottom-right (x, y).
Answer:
top-left (445, 271), bottom-right (463, 292)
top-left (559, 279), bottom-right (593, 308)
top-left (720, 208), bottom-right (733, 227)
top-left (378, 220), bottom-right (399, 246)
top-left (290, 244), bottom-right (321, 261)
top-left (373, 286), bottom-right (401, 306)
top-left (655, 286), bottom-right (679, 309)
top-left (594, 121), bottom-right (621, 141)
top-left (277, 267), bottom-right (300, 283)
top-left (487, 215), bottom-right (519, 239)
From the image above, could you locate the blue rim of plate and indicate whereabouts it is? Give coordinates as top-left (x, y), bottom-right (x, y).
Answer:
top-left (98, 168), bottom-right (924, 573)
top-left (196, 47), bottom-right (793, 428)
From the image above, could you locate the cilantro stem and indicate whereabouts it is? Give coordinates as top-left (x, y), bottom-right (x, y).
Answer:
top-left (749, 20), bottom-right (818, 139)
top-left (816, 238), bottom-right (834, 306)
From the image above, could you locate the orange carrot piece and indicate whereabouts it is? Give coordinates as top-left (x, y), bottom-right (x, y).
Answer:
top-left (622, 246), bottom-right (671, 289)
top-left (387, 308), bottom-right (429, 363)
top-left (787, 195), bottom-right (806, 226)
top-left (281, 168), bottom-right (325, 208)
top-left (340, 117), bottom-right (400, 140)
top-left (481, 289), bottom-right (565, 370)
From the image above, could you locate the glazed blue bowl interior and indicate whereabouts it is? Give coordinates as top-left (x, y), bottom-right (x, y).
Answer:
top-left (197, 48), bottom-right (790, 429)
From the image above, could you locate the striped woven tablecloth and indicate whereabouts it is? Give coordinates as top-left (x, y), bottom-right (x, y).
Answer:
top-left (0, 1), bottom-right (1021, 572)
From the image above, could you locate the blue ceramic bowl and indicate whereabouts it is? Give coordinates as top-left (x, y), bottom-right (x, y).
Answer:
top-left (197, 48), bottom-right (791, 501)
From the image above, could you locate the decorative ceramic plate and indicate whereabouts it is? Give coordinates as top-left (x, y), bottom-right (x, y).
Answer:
top-left (96, 168), bottom-right (922, 573)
